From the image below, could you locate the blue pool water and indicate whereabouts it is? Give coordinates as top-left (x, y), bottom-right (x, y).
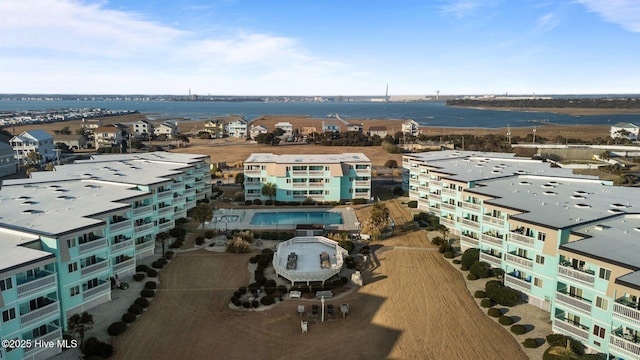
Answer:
top-left (250, 211), bottom-right (343, 225)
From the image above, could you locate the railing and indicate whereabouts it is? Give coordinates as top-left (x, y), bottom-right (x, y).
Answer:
top-left (555, 291), bottom-right (592, 314)
top-left (111, 239), bottom-right (134, 252)
top-left (245, 169), bottom-right (260, 175)
top-left (480, 252), bottom-right (502, 267)
top-left (482, 215), bottom-right (505, 227)
top-left (159, 221), bottom-right (174, 232)
top-left (109, 220), bottom-right (131, 232)
top-left (355, 167), bottom-right (370, 174)
top-left (504, 273), bottom-right (531, 291)
top-left (610, 333), bottom-right (640, 358)
top-left (441, 203), bottom-right (456, 212)
top-left (78, 237), bottom-right (107, 254)
top-left (418, 185), bottom-right (429, 191)
top-left (461, 218), bottom-right (480, 229)
top-left (509, 231), bottom-right (535, 246)
top-left (552, 318), bottom-right (589, 340)
top-left (441, 188), bottom-right (457, 196)
top-left (355, 181), bottom-right (369, 187)
top-left (308, 182), bottom-right (324, 187)
top-left (24, 328), bottom-right (62, 356)
top-left (184, 174), bottom-right (195, 181)
top-left (83, 281), bottom-right (110, 300)
top-left (20, 301), bottom-right (59, 326)
top-left (133, 204), bottom-right (153, 216)
top-left (428, 206), bottom-right (441, 216)
top-left (430, 193), bottom-right (441, 201)
top-left (440, 218), bottom-right (455, 227)
top-left (429, 181), bottom-right (441, 188)
top-left (505, 253), bottom-right (533, 269)
top-left (158, 206), bottom-right (173, 215)
top-left (460, 234), bottom-right (479, 247)
top-left (613, 302), bottom-right (640, 326)
top-left (461, 202), bottom-right (482, 212)
top-left (135, 240), bottom-right (155, 253)
top-left (113, 258), bottom-right (135, 273)
top-left (16, 272), bottom-right (56, 297)
top-left (481, 233), bottom-right (504, 248)
top-left (134, 223), bottom-right (154, 235)
top-left (309, 170), bottom-right (324, 176)
top-left (292, 183), bottom-right (307, 188)
top-left (175, 209), bottom-right (187, 219)
top-left (184, 188), bottom-right (196, 197)
top-left (409, 177), bottom-right (419, 184)
top-left (81, 260), bottom-right (108, 276)
top-left (157, 190), bottom-right (173, 199)
top-left (291, 170), bottom-right (307, 176)
top-left (557, 265), bottom-right (595, 285)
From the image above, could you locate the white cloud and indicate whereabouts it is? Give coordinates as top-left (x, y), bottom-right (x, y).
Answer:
top-left (536, 13), bottom-right (559, 31)
top-left (576, 0), bottom-right (640, 32)
top-left (439, 0), bottom-right (481, 18)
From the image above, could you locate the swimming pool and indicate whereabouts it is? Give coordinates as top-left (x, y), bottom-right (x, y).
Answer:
top-left (250, 211), bottom-right (344, 225)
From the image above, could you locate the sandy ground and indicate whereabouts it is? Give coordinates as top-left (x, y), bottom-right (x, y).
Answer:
top-left (109, 200), bottom-right (527, 360)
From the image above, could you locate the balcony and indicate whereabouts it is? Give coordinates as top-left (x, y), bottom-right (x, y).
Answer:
top-left (20, 300), bottom-right (59, 326)
top-left (610, 329), bottom-right (640, 358)
top-left (112, 239), bottom-right (134, 252)
top-left (291, 170), bottom-right (307, 176)
top-left (557, 264), bottom-right (595, 285)
top-left (479, 251), bottom-right (502, 267)
top-left (355, 167), bottom-right (370, 174)
top-left (81, 260), bottom-right (108, 276)
top-left (552, 317), bottom-right (589, 341)
top-left (83, 281), bottom-right (110, 300)
top-left (245, 169), bottom-right (260, 175)
top-left (158, 206), bottom-right (173, 215)
top-left (175, 209), bottom-right (187, 219)
top-left (355, 181), bottom-right (369, 187)
top-left (509, 231), bottom-right (535, 246)
top-left (504, 273), bottom-right (531, 292)
top-left (157, 190), bottom-right (173, 200)
top-left (308, 170), bottom-right (324, 176)
top-left (461, 218), bottom-right (480, 229)
top-left (184, 188), bottom-right (196, 197)
top-left (428, 206), bottom-right (441, 216)
top-left (613, 298), bottom-right (640, 326)
top-left (24, 327), bottom-right (62, 357)
top-left (429, 181), bottom-right (441, 188)
top-left (78, 237), bottom-right (107, 255)
top-left (555, 291), bottom-right (592, 314)
top-left (440, 218), bottom-right (455, 227)
top-left (461, 202), bottom-right (482, 212)
top-left (308, 182), bottom-right (324, 187)
top-left (16, 272), bottom-right (56, 297)
top-left (159, 221), bottom-right (174, 232)
top-left (429, 193), bottom-right (441, 201)
top-left (109, 220), bottom-right (131, 232)
top-left (134, 222), bottom-right (154, 235)
top-left (133, 204), bottom-right (153, 216)
top-left (481, 233), bottom-right (504, 248)
top-left (441, 203), bottom-right (456, 212)
top-left (441, 188), bottom-right (457, 196)
top-left (113, 258), bottom-right (135, 273)
top-left (505, 253), bottom-right (533, 269)
top-left (135, 240), bottom-right (155, 253)
top-left (482, 215), bottom-right (505, 227)
top-left (184, 174), bottom-right (195, 181)
top-left (292, 182), bottom-right (307, 188)
top-left (460, 234), bottom-right (479, 247)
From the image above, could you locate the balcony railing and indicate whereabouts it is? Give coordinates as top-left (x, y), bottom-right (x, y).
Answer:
top-left (461, 202), bottom-right (482, 212)
top-left (184, 174), bottom-right (195, 181)
top-left (133, 204), bottom-right (153, 216)
top-left (24, 328), bottom-right (62, 356)
top-left (557, 265), bottom-right (595, 285)
top-left (482, 215), bottom-right (505, 227)
top-left (135, 240), bottom-right (155, 253)
top-left (355, 181), bottom-right (369, 187)
top-left (479, 252), bottom-right (502, 267)
top-left (481, 233), bottom-right (504, 248)
top-left (461, 218), bottom-right (480, 229)
top-left (159, 221), bottom-right (174, 232)
top-left (16, 272), bottom-right (56, 297)
top-left (112, 239), bottom-right (134, 252)
top-left (292, 183), bottom-right (307, 188)
top-left (552, 318), bottom-right (589, 341)
top-left (504, 273), bottom-right (531, 291)
top-left (428, 206), bottom-right (441, 216)
top-left (441, 203), bottom-right (456, 212)
top-left (555, 291), bottom-right (592, 314)
top-left (440, 218), bottom-right (455, 227)
top-left (355, 167), bottom-right (370, 174)
top-left (78, 237), bottom-right (107, 255)
top-left (184, 188), bottom-right (196, 197)
top-left (20, 301), bottom-right (59, 326)
top-left (460, 234), bottom-right (479, 247)
top-left (81, 260), bottom-right (108, 276)
top-left (113, 258), bottom-right (135, 273)
top-left (134, 222), bottom-right (154, 235)
top-left (157, 190), bottom-right (173, 199)
top-left (83, 281), bottom-right (110, 300)
top-left (175, 209), bottom-right (187, 219)
top-left (245, 169), bottom-right (260, 175)
top-left (158, 206), bottom-right (173, 215)
top-left (430, 193), bottom-right (441, 201)
top-left (309, 170), bottom-right (324, 176)
top-left (110, 220), bottom-right (131, 232)
top-left (308, 182), bottom-right (324, 187)
top-left (291, 170), bottom-right (307, 176)
top-left (509, 231), bottom-right (535, 246)
top-left (505, 253), bottom-right (533, 269)
top-left (441, 188), bottom-right (457, 196)
top-left (613, 301), bottom-right (640, 326)
top-left (610, 331), bottom-right (640, 358)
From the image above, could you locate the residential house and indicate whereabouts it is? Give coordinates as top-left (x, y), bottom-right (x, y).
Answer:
top-left (93, 126), bottom-right (124, 150)
top-left (274, 122), bottom-right (294, 138)
top-left (0, 142), bottom-right (17, 177)
top-left (299, 126), bottom-right (317, 136)
top-left (154, 122), bottom-right (179, 139)
top-left (204, 119), bottom-right (225, 138)
top-left (401, 119), bottom-right (420, 136)
top-left (368, 126), bottom-right (388, 138)
top-left (225, 119), bottom-right (248, 138)
top-left (249, 125), bottom-right (268, 139)
top-left (132, 120), bottom-right (154, 138)
top-left (9, 130), bottom-right (55, 165)
top-left (53, 134), bottom-right (87, 150)
top-left (610, 122), bottom-right (639, 141)
top-left (346, 124), bottom-right (364, 133)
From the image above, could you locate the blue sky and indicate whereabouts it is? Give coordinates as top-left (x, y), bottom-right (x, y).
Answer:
top-left (1, 0), bottom-right (639, 95)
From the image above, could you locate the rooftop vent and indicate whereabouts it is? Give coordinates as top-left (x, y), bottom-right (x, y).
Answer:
top-left (595, 225), bottom-right (610, 231)
top-left (543, 191), bottom-right (557, 196)
top-left (57, 195), bottom-right (75, 200)
top-left (575, 203), bottom-right (591, 209)
top-left (611, 203), bottom-right (627, 209)
top-left (635, 227), bottom-right (640, 233)
top-left (608, 209), bottom-right (624, 214)
top-left (16, 196), bottom-right (32, 200)
top-left (21, 209), bottom-right (38, 214)
top-left (571, 195), bottom-right (585, 200)
top-left (542, 184), bottom-right (555, 188)
top-left (574, 191), bottom-right (588, 195)
top-left (519, 181), bottom-right (531, 185)
top-left (22, 201), bottom-right (37, 205)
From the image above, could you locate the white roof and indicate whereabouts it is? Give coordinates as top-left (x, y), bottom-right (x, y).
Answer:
top-left (245, 153), bottom-right (370, 164)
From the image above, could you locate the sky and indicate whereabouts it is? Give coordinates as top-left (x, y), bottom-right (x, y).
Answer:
top-left (1, 0), bottom-right (639, 96)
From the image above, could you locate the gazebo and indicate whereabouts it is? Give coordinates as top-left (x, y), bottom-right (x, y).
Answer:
top-left (272, 236), bottom-right (348, 285)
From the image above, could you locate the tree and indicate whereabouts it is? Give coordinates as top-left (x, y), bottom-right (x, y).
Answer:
top-left (192, 202), bottom-right (213, 235)
top-left (437, 224), bottom-right (449, 241)
top-left (176, 134), bottom-right (190, 147)
top-left (155, 231), bottom-right (170, 256)
top-left (25, 151), bottom-right (41, 166)
top-left (234, 172), bottom-right (245, 188)
top-left (68, 312), bottom-right (94, 352)
top-left (365, 202), bottom-right (390, 240)
top-left (272, 128), bottom-right (285, 137)
top-left (45, 163), bottom-right (55, 171)
top-left (384, 159), bottom-right (398, 184)
top-left (261, 182), bottom-right (277, 203)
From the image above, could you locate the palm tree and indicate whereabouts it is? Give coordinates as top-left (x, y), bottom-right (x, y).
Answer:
top-left (384, 159), bottom-right (398, 184)
top-left (261, 182), bottom-right (277, 203)
top-left (191, 202), bottom-right (213, 235)
top-left (68, 312), bottom-right (94, 352)
top-left (25, 151), bottom-right (41, 166)
top-left (155, 231), bottom-right (170, 256)
top-left (366, 202), bottom-right (390, 240)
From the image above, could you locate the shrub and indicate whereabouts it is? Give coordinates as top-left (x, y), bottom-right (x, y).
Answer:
top-left (276, 285), bottom-right (288, 295)
top-left (195, 236), bottom-right (205, 245)
top-left (226, 238), bottom-right (251, 254)
top-left (439, 243), bottom-right (453, 254)
top-left (431, 236), bottom-right (445, 246)
top-left (83, 337), bottom-right (114, 358)
top-left (460, 265), bottom-right (468, 271)
top-left (338, 240), bottom-right (355, 252)
top-left (151, 261), bottom-right (164, 269)
top-left (523, 338), bottom-right (540, 348)
top-left (239, 286), bottom-right (247, 295)
top-left (165, 251), bottom-right (174, 260)
top-left (260, 295), bottom-right (275, 306)
top-left (248, 282), bottom-right (261, 292)
top-left (545, 334), bottom-right (585, 355)
top-left (232, 298), bottom-right (242, 307)
top-left (470, 261), bottom-right (492, 278)
top-left (253, 199), bottom-right (263, 205)
top-left (141, 289), bottom-right (155, 298)
top-left (474, 290), bottom-right (486, 298)
top-left (107, 322), bottom-right (127, 336)
top-left (242, 301), bottom-right (251, 309)
top-left (135, 297), bottom-right (150, 308)
top-left (265, 200), bottom-right (273, 206)
top-left (467, 273), bottom-right (479, 280)
top-left (492, 267), bottom-right (505, 278)
top-left (510, 324), bottom-right (527, 335)
top-left (485, 280), bottom-right (522, 307)
top-left (204, 230), bottom-right (215, 239)
top-left (487, 308), bottom-right (502, 317)
top-left (146, 269), bottom-right (158, 277)
top-left (498, 316), bottom-right (513, 326)
top-left (128, 304), bottom-right (143, 315)
top-left (252, 300), bottom-right (259, 308)
top-left (452, 259), bottom-right (461, 264)
top-left (122, 312), bottom-right (136, 323)
top-left (244, 200), bottom-right (253, 206)
top-left (133, 273), bottom-right (146, 281)
top-left (407, 200), bottom-right (417, 208)
top-left (169, 227), bottom-right (186, 238)
top-left (144, 281), bottom-right (157, 290)
top-left (461, 248), bottom-right (480, 269)
top-left (157, 258), bottom-right (168, 265)
top-left (480, 298), bottom-right (493, 308)
top-left (443, 251), bottom-right (454, 259)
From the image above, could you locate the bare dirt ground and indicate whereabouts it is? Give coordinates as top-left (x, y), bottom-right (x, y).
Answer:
top-left (110, 199), bottom-right (527, 360)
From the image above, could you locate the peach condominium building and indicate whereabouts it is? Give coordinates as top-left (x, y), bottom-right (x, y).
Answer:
top-left (0, 152), bottom-right (211, 360)
top-left (403, 150), bottom-right (640, 359)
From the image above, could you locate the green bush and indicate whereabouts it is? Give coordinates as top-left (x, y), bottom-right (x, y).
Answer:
top-left (510, 324), bottom-right (527, 335)
top-left (470, 261), bottom-right (492, 278)
top-left (165, 251), bottom-right (174, 260)
top-left (452, 259), bottom-right (461, 264)
top-left (498, 316), bottom-right (513, 326)
top-left (242, 301), bottom-right (251, 309)
top-left (474, 290), bottom-right (486, 298)
top-left (141, 289), bottom-right (155, 298)
top-left (122, 312), bottom-right (136, 323)
top-left (545, 334), bottom-right (585, 355)
top-left (443, 251), bottom-right (454, 258)
top-left (133, 273), bottom-right (146, 281)
top-left (431, 236), bottom-right (445, 246)
top-left (252, 300), bottom-right (260, 308)
top-left (83, 337), bottom-right (114, 358)
top-left (195, 236), bottom-right (205, 245)
top-left (107, 322), bottom-right (127, 336)
top-left (260, 295), bottom-right (275, 306)
top-left (135, 297), bottom-right (150, 308)
top-left (461, 248), bottom-right (480, 269)
top-left (144, 281), bottom-right (157, 290)
top-left (338, 240), bottom-right (355, 252)
top-left (151, 261), bottom-right (164, 269)
top-left (467, 273), bottom-right (479, 280)
top-left (128, 304), bottom-right (143, 315)
top-left (146, 269), bottom-right (158, 277)
top-left (487, 308), bottom-right (502, 317)
top-left (439, 243), bottom-right (453, 254)
top-left (157, 258), bottom-right (168, 266)
top-left (460, 265), bottom-right (468, 271)
top-left (480, 298), bottom-right (493, 308)
top-left (523, 338), bottom-right (540, 348)
top-left (492, 268), bottom-right (505, 278)
top-left (485, 280), bottom-right (522, 306)
top-left (407, 200), bottom-right (417, 208)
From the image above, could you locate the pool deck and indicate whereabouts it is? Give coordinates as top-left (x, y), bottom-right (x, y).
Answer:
top-left (208, 207), bottom-right (360, 232)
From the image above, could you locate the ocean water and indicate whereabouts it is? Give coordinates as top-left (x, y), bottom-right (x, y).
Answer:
top-left (0, 100), bottom-right (637, 128)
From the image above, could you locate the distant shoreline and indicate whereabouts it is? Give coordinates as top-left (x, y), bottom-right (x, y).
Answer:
top-left (450, 105), bottom-right (640, 116)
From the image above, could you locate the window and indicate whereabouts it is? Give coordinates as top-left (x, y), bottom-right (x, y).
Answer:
top-left (534, 278), bottom-right (543, 288)
top-left (70, 286), bottom-right (80, 297)
top-left (325, 190), bottom-right (330, 195)
top-left (68, 262), bottom-right (78, 273)
top-left (286, 179), bottom-right (291, 183)
top-left (595, 296), bottom-right (609, 310)
top-left (538, 232), bottom-right (546, 242)
top-left (2, 308), bottom-right (16, 322)
top-left (599, 268), bottom-right (611, 280)
top-left (593, 325), bottom-right (606, 338)
top-left (535, 255), bottom-right (545, 265)
top-left (0, 277), bottom-right (13, 291)
top-left (325, 178), bottom-right (330, 183)
top-left (67, 238), bottom-right (76, 248)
